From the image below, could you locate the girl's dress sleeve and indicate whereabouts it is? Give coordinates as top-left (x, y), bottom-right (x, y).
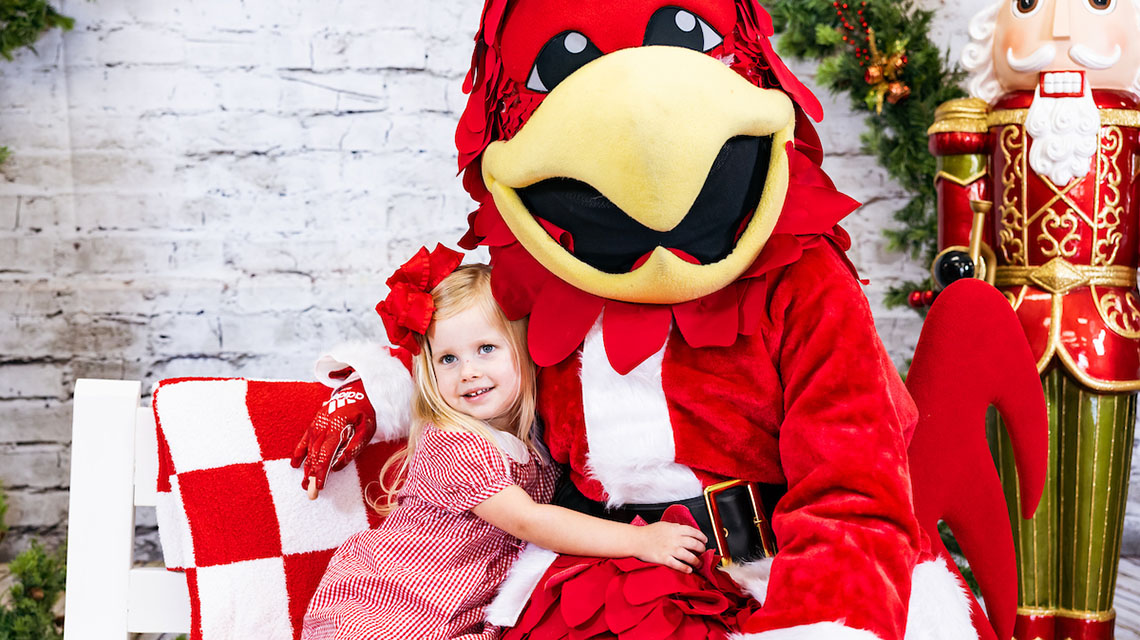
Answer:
top-left (413, 429), bottom-right (517, 514)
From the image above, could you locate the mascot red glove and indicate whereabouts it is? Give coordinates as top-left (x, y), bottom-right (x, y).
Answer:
top-left (291, 375), bottom-right (376, 497)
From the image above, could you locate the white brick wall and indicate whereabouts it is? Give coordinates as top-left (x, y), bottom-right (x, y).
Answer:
top-left (3, 0), bottom-right (1137, 561)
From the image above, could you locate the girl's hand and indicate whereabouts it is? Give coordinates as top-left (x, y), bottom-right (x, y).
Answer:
top-left (633, 522), bottom-right (708, 573)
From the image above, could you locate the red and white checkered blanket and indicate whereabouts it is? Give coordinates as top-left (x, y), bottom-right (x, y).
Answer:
top-left (153, 377), bottom-right (403, 640)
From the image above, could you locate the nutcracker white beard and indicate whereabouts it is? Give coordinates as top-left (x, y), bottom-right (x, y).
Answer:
top-left (1025, 86), bottom-right (1100, 186)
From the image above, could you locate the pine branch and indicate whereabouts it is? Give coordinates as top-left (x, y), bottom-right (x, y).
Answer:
top-left (771, 0), bottom-right (966, 311)
top-left (0, 0), bottom-right (73, 61)
top-left (0, 1), bottom-right (74, 169)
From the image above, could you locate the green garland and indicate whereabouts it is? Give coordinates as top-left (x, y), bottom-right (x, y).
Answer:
top-left (0, 0), bottom-right (72, 61)
top-left (770, 0), bottom-right (966, 308)
top-left (0, 484), bottom-right (67, 640)
top-left (0, 0), bottom-right (74, 167)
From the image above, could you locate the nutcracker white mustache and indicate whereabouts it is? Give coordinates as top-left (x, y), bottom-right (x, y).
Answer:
top-left (1005, 43), bottom-right (1056, 72)
top-left (1005, 43), bottom-right (1124, 73)
top-left (1069, 44), bottom-right (1123, 70)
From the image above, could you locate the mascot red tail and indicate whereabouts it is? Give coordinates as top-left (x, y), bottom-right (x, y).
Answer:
top-left (907, 279), bottom-right (1048, 640)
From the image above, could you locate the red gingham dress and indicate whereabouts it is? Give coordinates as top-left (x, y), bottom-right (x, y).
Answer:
top-left (302, 424), bottom-right (558, 640)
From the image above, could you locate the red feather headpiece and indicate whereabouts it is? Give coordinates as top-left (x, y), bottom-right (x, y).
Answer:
top-left (453, 0), bottom-right (862, 373)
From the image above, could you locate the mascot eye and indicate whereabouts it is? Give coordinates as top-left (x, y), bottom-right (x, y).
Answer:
top-left (643, 7), bottom-right (723, 52)
top-left (526, 31), bottom-right (604, 93)
top-left (1012, 0), bottom-right (1042, 16)
top-left (1086, 0), bottom-right (1115, 13)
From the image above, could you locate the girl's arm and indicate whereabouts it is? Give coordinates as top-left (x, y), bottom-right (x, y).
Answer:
top-left (471, 485), bottom-right (707, 573)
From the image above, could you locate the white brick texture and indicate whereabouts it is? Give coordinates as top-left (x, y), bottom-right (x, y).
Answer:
top-left (7, 0), bottom-right (1137, 562)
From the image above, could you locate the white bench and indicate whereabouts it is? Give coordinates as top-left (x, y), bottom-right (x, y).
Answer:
top-left (64, 379), bottom-right (191, 639)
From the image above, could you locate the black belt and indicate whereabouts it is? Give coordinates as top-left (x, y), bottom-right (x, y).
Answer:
top-left (554, 476), bottom-right (783, 565)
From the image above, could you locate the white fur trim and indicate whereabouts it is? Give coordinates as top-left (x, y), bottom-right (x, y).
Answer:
top-left (317, 341), bottom-right (412, 441)
top-left (903, 558), bottom-right (978, 640)
top-left (580, 320), bottom-right (702, 506)
top-left (721, 557), bottom-right (773, 605)
top-left (484, 544), bottom-right (557, 627)
top-left (732, 622), bottom-right (881, 640)
top-left (961, 3), bottom-right (1002, 104)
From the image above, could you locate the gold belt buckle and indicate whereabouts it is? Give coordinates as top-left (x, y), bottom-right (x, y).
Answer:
top-left (702, 479), bottom-right (778, 567)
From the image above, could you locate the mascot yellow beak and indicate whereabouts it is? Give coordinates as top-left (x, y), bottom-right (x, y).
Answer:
top-left (482, 45), bottom-right (794, 304)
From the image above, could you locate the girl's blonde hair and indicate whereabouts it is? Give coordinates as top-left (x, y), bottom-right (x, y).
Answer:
top-left (374, 264), bottom-right (537, 514)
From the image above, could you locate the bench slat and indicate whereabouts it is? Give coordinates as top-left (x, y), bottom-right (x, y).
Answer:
top-left (126, 567), bottom-right (192, 633)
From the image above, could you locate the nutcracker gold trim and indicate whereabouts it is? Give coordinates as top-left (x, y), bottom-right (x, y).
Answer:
top-left (1056, 341), bottom-right (1140, 392)
top-left (993, 261), bottom-right (1136, 295)
top-left (990, 109), bottom-right (1028, 128)
top-left (1015, 606), bottom-right (1117, 621)
top-left (927, 97), bottom-right (989, 134)
top-left (1003, 284), bottom-right (1028, 310)
top-left (1091, 285), bottom-right (1140, 339)
top-left (1054, 607), bottom-right (1117, 622)
top-left (1093, 127), bottom-right (1125, 267)
top-left (987, 108), bottom-right (1140, 129)
top-left (1099, 109), bottom-right (1140, 128)
top-left (935, 154), bottom-right (988, 187)
top-left (1017, 606), bottom-right (1056, 615)
top-left (998, 125), bottom-right (1027, 266)
top-left (935, 170), bottom-right (988, 187)
top-left (993, 277), bottom-right (1140, 390)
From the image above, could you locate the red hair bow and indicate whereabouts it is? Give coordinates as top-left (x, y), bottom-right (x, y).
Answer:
top-left (376, 244), bottom-right (464, 355)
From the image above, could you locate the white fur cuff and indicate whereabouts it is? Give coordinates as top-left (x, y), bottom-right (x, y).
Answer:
top-left (903, 558), bottom-right (977, 640)
top-left (316, 341), bottom-right (412, 441)
top-left (721, 557), bottom-right (773, 605)
top-left (485, 544), bottom-right (557, 627)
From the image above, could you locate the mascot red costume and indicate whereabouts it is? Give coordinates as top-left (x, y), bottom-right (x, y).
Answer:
top-left (293, 1), bottom-right (1049, 639)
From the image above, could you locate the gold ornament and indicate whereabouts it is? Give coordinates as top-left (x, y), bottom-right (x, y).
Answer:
top-left (864, 65), bottom-right (884, 85)
top-left (862, 28), bottom-right (911, 113)
top-left (887, 81), bottom-right (911, 104)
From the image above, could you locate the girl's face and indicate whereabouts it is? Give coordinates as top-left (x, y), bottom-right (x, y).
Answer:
top-left (428, 304), bottom-right (521, 430)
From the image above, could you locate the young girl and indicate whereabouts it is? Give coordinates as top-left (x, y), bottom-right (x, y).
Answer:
top-left (302, 247), bottom-right (707, 640)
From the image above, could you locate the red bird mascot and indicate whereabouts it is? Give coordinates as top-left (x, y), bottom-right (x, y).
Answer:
top-left (294, 2), bottom-right (1048, 639)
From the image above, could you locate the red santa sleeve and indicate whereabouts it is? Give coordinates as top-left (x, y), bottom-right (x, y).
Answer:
top-left (412, 428), bottom-right (516, 514)
top-left (739, 244), bottom-right (923, 640)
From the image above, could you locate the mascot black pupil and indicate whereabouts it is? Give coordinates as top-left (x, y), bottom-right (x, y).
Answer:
top-left (529, 8), bottom-right (722, 94)
top-left (527, 31), bottom-right (602, 92)
top-left (643, 7), bottom-right (719, 51)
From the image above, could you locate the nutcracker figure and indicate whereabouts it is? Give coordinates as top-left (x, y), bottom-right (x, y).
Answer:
top-left (929, 2), bottom-right (1140, 638)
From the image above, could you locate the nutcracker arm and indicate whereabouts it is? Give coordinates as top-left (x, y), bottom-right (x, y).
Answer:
top-left (914, 98), bottom-right (993, 306)
top-left (929, 99), bottom-right (991, 249)
top-left (930, 200), bottom-right (997, 290)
